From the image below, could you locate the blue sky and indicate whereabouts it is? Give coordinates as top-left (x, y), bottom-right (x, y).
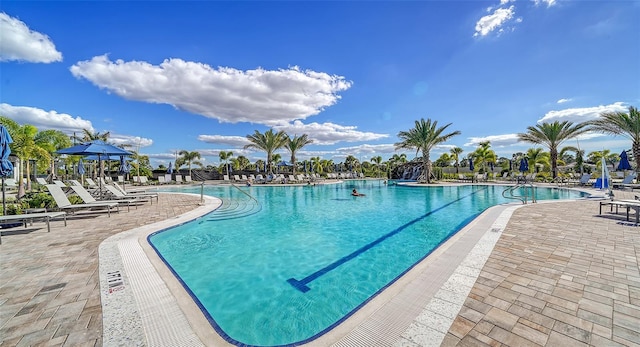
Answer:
top-left (1, 0), bottom-right (639, 168)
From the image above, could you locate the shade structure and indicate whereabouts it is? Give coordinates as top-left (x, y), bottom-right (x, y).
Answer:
top-left (617, 150), bottom-right (632, 171)
top-left (57, 140), bottom-right (132, 190)
top-left (469, 158), bottom-right (474, 171)
top-left (1, 125), bottom-right (14, 216)
top-left (519, 158), bottom-right (529, 172)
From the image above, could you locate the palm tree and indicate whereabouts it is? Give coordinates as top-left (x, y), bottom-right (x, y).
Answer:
top-left (518, 121), bottom-right (590, 179)
top-left (472, 141), bottom-right (497, 173)
top-left (236, 155), bottom-right (251, 170)
top-left (310, 156), bottom-right (323, 174)
top-left (177, 150), bottom-right (202, 177)
top-left (371, 155), bottom-right (383, 177)
top-left (450, 147), bottom-right (464, 173)
top-left (589, 106), bottom-right (640, 175)
top-left (395, 118), bottom-right (461, 183)
top-left (284, 134), bottom-right (313, 175)
top-left (244, 129), bottom-right (288, 174)
top-left (219, 151), bottom-right (233, 177)
top-left (0, 118), bottom-right (62, 196)
top-left (526, 147), bottom-right (550, 173)
top-left (73, 128), bottom-right (110, 143)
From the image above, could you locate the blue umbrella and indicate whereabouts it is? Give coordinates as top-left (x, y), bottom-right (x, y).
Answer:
top-left (167, 162), bottom-right (173, 175)
top-left (519, 158), bottom-right (529, 172)
top-left (469, 158), bottom-right (474, 171)
top-left (57, 141), bottom-right (132, 190)
top-left (617, 150), bottom-right (632, 171)
top-left (1, 125), bottom-right (14, 215)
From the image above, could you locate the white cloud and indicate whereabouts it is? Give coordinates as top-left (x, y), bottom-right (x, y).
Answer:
top-left (109, 135), bottom-right (153, 148)
top-left (557, 98), bottom-right (572, 104)
top-left (474, 5), bottom-right (515, 37)
top-left (538, 102), bottom-right (628, 123)
top-left (1, 103), bottom-right (153, 149)
top-left (0, 103), bottom-right (93, 134)
top-left (532, 0), bottom-right (556, 8)
top-left (334, 144), bottom-right (397, 156)
top-left (197, 135), bottom-right (250, 147)
top-left (273, 120), bottom-right (388, 145)
top-left (464, 134), bottom-right (521, 147)
top-left (0, 12), bottom-right (62, 63)
top-left (70, 55), bottom-right (352, 125)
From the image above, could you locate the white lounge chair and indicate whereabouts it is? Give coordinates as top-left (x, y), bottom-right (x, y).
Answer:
top-left (174, 175), bottom-right (183, 184)
top-left (68, 185), bottom-right (139, 212)
top-left (45, 184), bottom-right (119, 216)
top-left (105, 183), bottom-right (159, 204)
top-left (184, 175), bottom-right (193, 183)
top-left (0, 211), bottom-right (67, 243)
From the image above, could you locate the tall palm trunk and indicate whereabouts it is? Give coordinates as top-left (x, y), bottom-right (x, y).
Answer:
top-left (633, 141), bottom-right (640, 177)
top-left (550, 149), bottom-right (558, 179)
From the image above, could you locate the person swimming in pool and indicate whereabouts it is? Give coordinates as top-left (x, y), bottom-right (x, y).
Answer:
top-left (352, 188), bottom-right (365, 196)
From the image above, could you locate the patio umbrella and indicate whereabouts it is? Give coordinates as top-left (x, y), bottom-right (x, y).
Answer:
top-left (167, 161), bottom-right (173, 180)
top-left (617, 150), bottom-right (632, 171)
top-left (519, 158), bottom-right (529, 173)
top-left (469, 158), bottom-right (474, 171)
top-left (1, 125), bottom-right (14, 215)
top-left (56, 140), bottom-right (132, 190)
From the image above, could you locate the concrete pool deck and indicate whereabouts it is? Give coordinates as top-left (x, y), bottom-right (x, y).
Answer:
top-left (0, 184), bottom-right (638, 346)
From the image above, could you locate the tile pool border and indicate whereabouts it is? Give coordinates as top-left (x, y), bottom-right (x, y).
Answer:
top-left (99, 185), bottom-right (590, 346)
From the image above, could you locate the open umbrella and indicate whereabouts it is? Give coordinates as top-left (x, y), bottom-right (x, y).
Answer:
top-left (617, 150), bottom-right (632, 171)
top-left (57, 140), bottom-right (132, 190)
top-left (1, 125), bottom-right (14, 215)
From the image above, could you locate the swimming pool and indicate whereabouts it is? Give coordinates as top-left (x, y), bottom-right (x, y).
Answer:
top-left (148, 181), bottom-right (587, 346)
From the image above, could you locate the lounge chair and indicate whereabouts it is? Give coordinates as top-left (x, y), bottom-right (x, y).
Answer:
top-left (0, 211), bottom-right (67, 243)
top-left (85, 178), bottom-right (99, 189)
top-left (158, 175), bottom-right (166, 184)
top-left (53, 180), bottom-right (67, 187)
top-left (233, 175), bottom-right (241, 182)
top-left (104, 184), bottom-right (158, 205)
top-left (68, 185), bottom-right (139, 212)
top-left (184, 175), bottom-right (193, 183)
top-left (577, 173), bottom-right (592, 186)
top-left (174, 175), bottom-right (183, 184)
top-left (614, 173), bottom-right (637, 189)
top-left (36, 177), bottom-right (48, 185)
top-left (223, 175), bottom-right (230, 181)
top-left (45, 184), bottom-right (118, 216)
top-left (599, 199), bottom-right (640, 223)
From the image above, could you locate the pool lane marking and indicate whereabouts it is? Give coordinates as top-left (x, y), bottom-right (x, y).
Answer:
top-left (287, 186), bottom-right (489, 293)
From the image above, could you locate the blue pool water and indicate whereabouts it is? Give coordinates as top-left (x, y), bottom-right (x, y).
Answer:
top-left (148, 181), bottom-right (587, 346)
